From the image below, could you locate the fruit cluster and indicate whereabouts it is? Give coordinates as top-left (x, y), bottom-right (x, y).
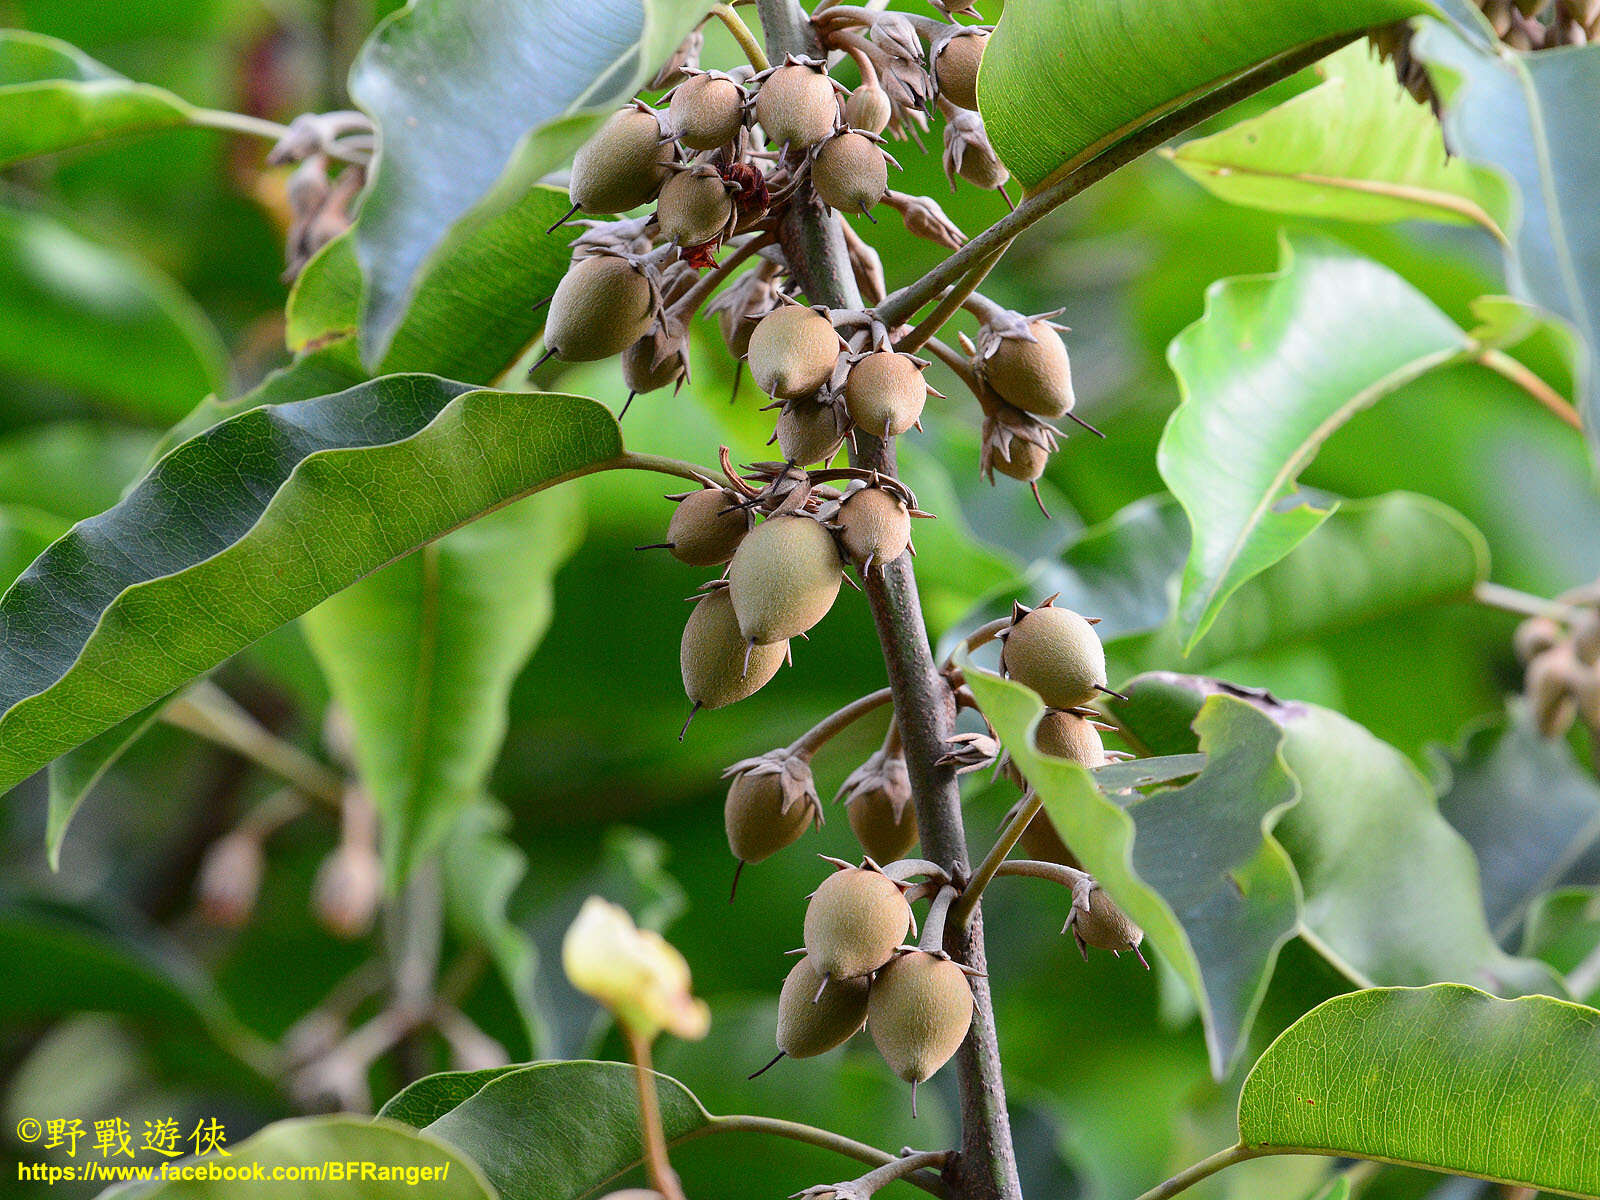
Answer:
top-left (1516, 591), bottom-right (1600, 741)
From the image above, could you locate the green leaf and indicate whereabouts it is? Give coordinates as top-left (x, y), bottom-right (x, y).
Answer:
top-left (46, 693), bottom-right (173, 869)
top-left (423, 1060), bottom-right (712, 1200)
top-left (1414, 24), bottom-right (1600, 447)
top-left (302, 485), bottom-right (585, 883)
top-left (350, 0), bottom-right (711, 364)
top-left (1159, 233), bottom-right (1473, 651)
top-left (379, 1066), bottom-right (528, 1129)
top-left (978, 0), bottom-right (1489, 193)
top-left (1165, 43), bottom-right (1511, 237)
top-left (1238, 984), bottom-right (1600, 1196)
top-left (102, 1117), bottom-right (498, 1199)
top-left (0, 204), bottom-right (226, 422)
top-left (0, 30), bottom-right (197, 166)
top-left (0, 376), bottom-right (622, 796)
top-left (964, 664), bottom-right (1301, 1076)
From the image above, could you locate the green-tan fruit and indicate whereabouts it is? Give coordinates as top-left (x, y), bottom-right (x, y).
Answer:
top-left (545, 255), bottom-right (654, 362)
top-left (570, 107), bottom-right (674, 214)
top-left (1034, 710), bottom-right (1105, 765)
top-left (776, 956), bottom-right (870, 1057)
top-left (843, 351), bottom-right (925, 437)
top-left (847, 788), bottom-right (917, 863)
top-left (802, 866), bottom-right (910, 980)
top-left (985, 322), bottom-right (1075, 418)
top-left (669, 74), bottom-right (746, 150)
top-left (621, 335), bottom-right (684, 396)
top-left (992, 436), bottom-right (1049, 482)
top-left (775, 399), bottom-right (846, 466)
top-left (755, 63), bottom-right (839, 149)
top-left (747, 306), bottom-right (840, 399)
top-left (1000, 605), bottom-right (1107, 710)
top-left (834, 487), bottom-right (911, 571)
top-left (933, 31), bottom-right (987, 111)
top-left (867, 951), bottom-right (974, 1083)
top-left (681, 587), bottom-right (787, 710)
top-left (728, 515), bottom-right (843, 644)
top-left (844, 83), bottom-right (891, 134)
top-left (812, 131), bottom-right (888, 214)
top-left (725, 769), bottom-right (814, 863)
top-left (1071, 886), bottom-right (1144, 957)
top-left (666, 489), bottom-right (748, 567)
top-left (656, 167), bottom-right (733, 247)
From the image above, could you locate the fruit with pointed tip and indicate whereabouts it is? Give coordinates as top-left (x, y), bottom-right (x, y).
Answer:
top-left (843, 351), bottom-right (926, 437)
top-left (1001, 604), bottom-right (1107, 710)
top-left (747, 306), bottom-right (840, 399)
top-left (932, 30), bottom-right (987, 111)
top-left (776, 956), bottom-right (870, 1057)
top-left (867, 950), bottom-right (974, 1084)
top-left (657, 167), bottom-right (734, 247)
top-left (570, 107), bottom-right (675, 215)
top-left (621, 334), bottom-right (685, 397)
top-left (664, 488), bottom-right (748, 567)
top-left (833, 486), bottom-right (912, 572)
top-left (847, 787), bottom-right (918, 863)
top-left (775, 398), bottom-right (847, 466)
top-left (681, 587), bottom-right (788, 710)
top-left (983, 322), bottom-right (1075, 419)
top-left (845, 83), bottom-right (891, 134)
top-left (1069, 885), bottom-right (1144, 959)
top-left (812, 131), bottom-right (889, 214)
top-left (545, 255), bottom-right (655, 361)
top-left (992, 437), bottom-right (1049, 483)
top-left (803, 866), bottom-right (911, 980)
top-left (670, 73), bottom-right (746, 150)
top-left (725, 769), bottom-right (816, 864)
top-left (728, 515), bottom-right (844, 644)
top-left (1035, 710), bottom-right (1105, 764)
top-left (755, 62), bottom-right (839, 149)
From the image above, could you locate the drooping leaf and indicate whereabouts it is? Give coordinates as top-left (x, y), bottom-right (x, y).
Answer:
top-left (1434, 702), bottom-right (1600, 941)
top-left (349, 0), bottom-right (711, 364)
top-left (302, 485), bottom-right (585, 884)
top-left (103, 1117), bottom-right (497, 1200)
top-left (0, 204), bottom-right (226, 422)
top-left (46, 693), bottom-right (174, 869)
top-left (978, 0), bottom-right (1490, 192)
top-left (0, 376), bottom-right (622, 796)
top-left (0, 30), bottom-right (198, 166)
top-left (1160, 234), bottom-right (1474, 651)
top-left (1414, 24), bottom-right (1600, 448)
top-left (422, 1060), bottom-right (712, 1200)
top-left (1238, 984), bottom-right (1600, 1197)
top-left (964, 664), bottom-right (1301, 1076)
top-left (1111, 675), bottom-right (1559, 996)
top-left (1165, 43), bottom-right (1511, 238)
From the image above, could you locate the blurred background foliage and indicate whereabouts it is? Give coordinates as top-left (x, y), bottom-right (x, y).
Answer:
top-left (0, 2), bottom-right (1597, 1199)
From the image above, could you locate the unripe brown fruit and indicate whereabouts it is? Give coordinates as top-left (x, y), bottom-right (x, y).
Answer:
top-left (812, 132), bottom-right (889, 215)
top-left (1017, 807), bottom-right (1081, 870)
top-left (620, 334), bottom-right (684, 396)
top-left (669, 73), bottom-right (746, 150)
top-left (727, 515), bottom-right (844, 643)
top-left (656, 167), bottom-right (733, 247)
top-left (570, 107), bottom-right (674, 214)
top-left (1001, 605), bottom-right (1107, 710)
top-left (755, 63), bottom-right (839, 150)
top-left (933, 30), bottom-right (987, 111)
top-left (845, 83), bottom-right (892, 134)
top-left (1070, 885), bottom-right (1144, 959)
top-left (803, 866), bottom-right (910, 980)
top-left (775, 399), bottom-right (846, 466)
top-left (834, 486), bottom-right (911, 572)
top-left (867, 951), bottom-right (974, 1084)
top-left (843, 351), bottom-right (926, 437)
top-left (196, 831), bottom-right (264, 928)
top-left (847, 787), bottom-right (918, 863)
top-left (725, 768), bottom-right (816, 863)
top-left (992, 437), bottom-right (1049, 482)
top-left (747, 306), bottom-right (840, 399)
top-left (545, 255), bottom-right (654, 361)
top-left (776, 956), bottom-right (870, 1057)
top-left (1034, 710), bottom-right (1106, 765)
top-left (681, 587), bottom-right (787, 710)
top-left (312, 844), bottom-right (381, 939)
top-left (984, 323), bottom-right (1075, 419)
top-left (665, 488), bottom-right (748, 567)
top-left (956, 141), bottom-right (1008, 190)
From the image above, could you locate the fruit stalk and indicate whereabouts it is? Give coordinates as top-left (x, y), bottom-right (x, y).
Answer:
top-left (626, 1029), bottom-right (689, 1200)
top-left (754, 3), bottom-right (1021, 1196)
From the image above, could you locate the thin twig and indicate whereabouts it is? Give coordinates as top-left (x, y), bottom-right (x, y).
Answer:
top-left (628, 1031), bottom-right (688, 1200)
top-left (952, 792), bottom-right (1041, 929)
top-left (790, 687), bottom-right (895, 756)
top-left (162, 682), bottom-right (344, 808)
top-left (711, 2), bottom-right (772, 71)
top-left (695, 1116), bottom-right (950, 1197)
top-left (1131, 1145), bottom-right (1260, 1200)
top-left (1471, 581), bottom-right (1578, 622)
top-left (895, 242), bottom-right (1010, 355)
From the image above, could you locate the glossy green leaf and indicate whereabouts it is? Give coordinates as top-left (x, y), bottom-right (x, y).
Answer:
top-left (1166, 43), bottom-right (1511, 237)
top-left (979, 0), bottom-right (1488, 193)
top-left (379, 1066), bottom-right (527, 1129)
top-left (1160, 234), bottom-right (1473, 651)
top-left (103, 1117), bottom-right (498, 1199)
top-left (964, 664), bottom-right (1300, 1076)
top-left (0, 376), bottom-right (622, 796)
top-left (302, 486), bottom-right (584, 884)
top-left (0, 204), bottom-right (226, 422)
top-left (0, 30), bottom-right (197, 166)
top-left (46, 693), bottom-right (173, 869)
top-left (350, 0), bottom-right (711, 364)
top-left (1238, 984), bottom-right (1600, 1196)
top-left (423, 1060), bottom-right (712, 1200)
top-left (1415, 24), bottom-right (1600, 447)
